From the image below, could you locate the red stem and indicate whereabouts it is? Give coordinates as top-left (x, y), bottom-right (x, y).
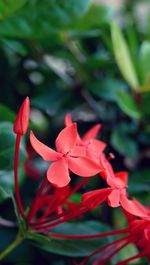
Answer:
top-left (31, 201), bottom-right (86, 225)
top-left (14, 134), bottom-right (26, 219)
top-left (36, 177), bottom-right (90, 223)
top-left (33, 205), bottom-right (87, 231)
top-left (116, 252), bottom-right (145, 265)
top-left (93, 241), bottom-right (125, 265)
top-left (35, 191), bottom-right (63, 223)
top-left (99, 241), bottom-right (129, 265)
top-left (45, 228), bottom-right (128, 240)
top-left (69, 177), bottom-right (91, 196)
top-left (27, 177), bottom-right (49, 222)
top-left (80, 236), bottom-right (130, 265)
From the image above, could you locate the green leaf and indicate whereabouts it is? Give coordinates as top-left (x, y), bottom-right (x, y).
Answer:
top-left (88, 79), bottom-right (126, 101)
top-left (71, 4), bottom-right (114, 31)
top-left (0, 122), bottom-right (27, 202)
top-left (28, 221), bottom-right (113, 257)
top-left (0, 185), bottom-right (9, 201)
top-left (128, 170), bottom-right (150, 194)
top-left (139, 41), bottom-right (150, 84)
top-left (111, 21), bottom-right (139, 91)
top-left (32, 87), bottom-right (71, 116)
top-left (0, 104), bottom-right (15, 122)
top-left (116, 90), bottom-right (141, 119)
top-left (0, 169), bottom-right (25, 203)
top-left (141, 92), bottom-right (150, 115)
top-left (0, 0), bottom-right (92, 38)
top-left (111, 124), bottom-right (138, 159)
top-left (1, 38), bottom-right (28, 56)
top-left (0, 0), bottom-right (27, 20)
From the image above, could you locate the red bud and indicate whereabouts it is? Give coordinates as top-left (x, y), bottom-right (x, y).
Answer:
top-left (13, 97), bottom-right (30, 135)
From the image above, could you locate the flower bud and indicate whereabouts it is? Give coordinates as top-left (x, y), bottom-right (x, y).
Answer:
top-left (13, 97), bottom-right (30, 135)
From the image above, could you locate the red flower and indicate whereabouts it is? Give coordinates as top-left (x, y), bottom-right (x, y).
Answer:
top-left (65, 113), bottom-right (106, 161)
top-left (82, 154), bottom-right (129, 209)
top-left (13, 97), bottom-right (30, 135)
top-left (120, 195), bottom-right (150, 219)
top-left (82, 171), bottom-right (128, 209)
top-left (30, 123), bottom-right (100, 187)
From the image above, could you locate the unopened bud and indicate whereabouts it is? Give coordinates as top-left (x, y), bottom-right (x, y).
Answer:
top-left (13, 97), bottom-right (30, 135)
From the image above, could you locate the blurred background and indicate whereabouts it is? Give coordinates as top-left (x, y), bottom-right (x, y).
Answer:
top-left (0, 0), bottom-right (150, 264)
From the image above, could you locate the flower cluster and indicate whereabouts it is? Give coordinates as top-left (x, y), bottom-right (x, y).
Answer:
top-left (9, 97), bottom-right (150, 264)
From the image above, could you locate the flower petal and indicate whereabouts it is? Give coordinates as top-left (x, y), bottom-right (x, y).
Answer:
top-left (87, 139), bottom-right (106, 156)
top-left (120, 193), bottom-right (149, 218)
top-left (99, 154), bottom-right (115, 180)
top-left (47, 158), bottom-right (70, 187)
top-left (82, 188), bottom-right (111, 209)
top-left (68, 157), bottom-right (100, 177)
top-left (115, 171), bottom-right (128, 187)
top-left (144, 229), bottom-right (150, 241)
top-left (70, 145), bottom-right (86, 157)
top-left (82, 124), bottom-right (101, 142)
top-left (64, 113), bottom-right (73, 127)
top-left (65, 114), bottom-right (82, 144)
top-left (108, 189), bottom-right (121, 207)
top-left (30, 131), bottom-right (62, 161)
top-left (55, 124), bottom-right (77, 154)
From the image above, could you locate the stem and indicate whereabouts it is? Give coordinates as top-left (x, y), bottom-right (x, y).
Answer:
top-left (80, 236), bottom-right (130, 265)
top-left (33, 205), bottom-right (87, 231)
top-left (14, 134), bottom-right (26, 219)
top-left (46, 228), bottom-right (128, 240)
top-left (35, 178), bottom-right (90, 224)
top-left (0, 234), bottom-right (24, 261)
top-left (27, 177), bottom-right (48, 222)
top-left (99, 241), bottom-right (129, 265)
top-left (116, 252), bottom-right (145, 265)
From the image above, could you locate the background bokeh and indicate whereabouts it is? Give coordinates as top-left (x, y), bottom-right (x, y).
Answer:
top-left (0, 0), bottom-right (150, 264)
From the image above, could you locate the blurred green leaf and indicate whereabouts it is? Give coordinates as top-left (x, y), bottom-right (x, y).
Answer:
top-left (128, 170), bottom-right (150, 194)
top-left (118, 243), bottom-right (141, 264)
top-left (1, 38), bottom-right (28, 56)
top-left (88, 79), bottom-right (126, 101)
top-left (71, 4), bottom-right (114, 31)
top-left (28, 221), bottom-right (113, 257)
top-left (141, 92), bottom-right (150, 115)
top-left (0, 104), bottom-right (15, 122)
top-left (111, 21), bottom-right (139, 91)
top-left (116, 90), bottom-right (141, 119)
top-left (0, 0), bottom-right (26, 20)
top-left (0, 169), bottom-right (25, 203)
top-left (0, 0), bottom-right (92, 38)
top-left (139, 41), bottom-right (150, 86)
top-left (32, 87), bottom-right (71, 116)
top-left (111, 124), bottom-right (138, 159)
top-left (0, 185), bottom-right (9, 201)
top-left (0, 122), bottom-right (26, 169)
top-left (0, 122), bottom-right (26, 202)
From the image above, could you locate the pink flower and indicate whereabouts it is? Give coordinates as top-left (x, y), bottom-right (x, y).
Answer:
top-left (82, 171), bottom-right (128, 209)
top-left (120, 196), bottom-right (150, 219)
top-left (30, 123), bottom-right (100, 187)
top-left (65, 113), bottom-right (106, 162)
top-left (82, 151), bottom-right (129, 209)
